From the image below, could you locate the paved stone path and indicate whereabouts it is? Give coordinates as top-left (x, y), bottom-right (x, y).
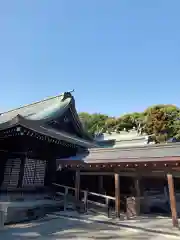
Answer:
top-left (0, 213), bottom-right (180, 239)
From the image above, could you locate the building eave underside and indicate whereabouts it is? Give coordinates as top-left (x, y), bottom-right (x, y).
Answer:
top-left (56, 157), bottom-right (180, 175)
top-left (0, 115), bottom-right (97, 148)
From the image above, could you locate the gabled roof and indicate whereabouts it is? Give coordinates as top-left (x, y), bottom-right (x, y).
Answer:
top-left (0, 92), bottom-right (97, 147)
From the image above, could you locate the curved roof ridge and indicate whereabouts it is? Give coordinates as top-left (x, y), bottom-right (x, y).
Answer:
top-left (1, 92), bottom-right (67, 115)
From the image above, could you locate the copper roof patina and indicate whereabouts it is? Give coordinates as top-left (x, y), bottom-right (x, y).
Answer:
top-left (0, 92), bottom-right (97, 148)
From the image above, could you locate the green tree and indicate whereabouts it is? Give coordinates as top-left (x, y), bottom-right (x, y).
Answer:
top-left (143, 105), bottom-right (180, 142)
top-left (79, 112), bottom-right (109, 136)
top-left (79, 104), bottom-right (180, 142)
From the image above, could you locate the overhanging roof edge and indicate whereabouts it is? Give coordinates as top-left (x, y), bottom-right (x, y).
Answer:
top-left (0, 115), bottom-right (97, 148)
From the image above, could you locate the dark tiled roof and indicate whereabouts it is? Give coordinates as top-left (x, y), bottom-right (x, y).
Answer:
top-left (82, 143), bottom-right (180, 163)
top-left (0, 94), bottom-right (70, 124)
top-left (0, 92), bottom-right (94, 144)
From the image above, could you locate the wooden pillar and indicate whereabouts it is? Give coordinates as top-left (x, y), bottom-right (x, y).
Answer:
top-left (0, 152), bottom-right (7, 188)
top-left (134, 177), bottom-right (141, 215)
top-left (17, 156), bottom-right (26, 188)
top-left (44, 158), bottom-right (56, 187)
top-left (75, 170), bottom-right (80, 201)
top-left (167, 173), bottom-right (179, 227)
top-left (114, 173), bottom-right (120, 218)
top-left (99, 175), bottom-right (104, 193)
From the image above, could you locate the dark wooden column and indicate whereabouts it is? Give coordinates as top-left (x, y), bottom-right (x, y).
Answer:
top-left (75, 170), bottom-right (80, 201)
top-left (167, 173), bottom-right (179, 227)
top-left (0, 152), bottom-right (8, 188)
top-left (114, 173), bottom-right (120, 218)
top-left (44, 158), bottom-right (56, 187)
top-left (17, 156), bottom-right (26, 188)
top-left (99, 175), bottom-right (104, 193)
top-left (134, 177), bottom-right (141, 215)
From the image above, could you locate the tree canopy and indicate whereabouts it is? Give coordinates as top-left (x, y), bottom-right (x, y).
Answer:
top-left (79, 104), bottom-right (180, 142)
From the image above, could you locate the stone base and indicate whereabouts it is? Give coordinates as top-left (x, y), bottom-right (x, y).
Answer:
top-left (0, 198), bottom-right (64, 226)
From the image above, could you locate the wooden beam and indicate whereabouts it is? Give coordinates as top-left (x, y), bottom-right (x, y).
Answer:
top-left (80, 171), bottom-right (138, 177)
top-left (79, 171), bottom-right (170, 177)
top-left (80, 172), bottom-right (114, 176)
top-left (114, 173), bottom-right (120, 218)
top-left (167, 173), bottom-right (179, 227)
top-left (75, 170), bottom-right (80, 202)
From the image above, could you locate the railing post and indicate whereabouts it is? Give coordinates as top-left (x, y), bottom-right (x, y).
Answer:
top-left (84, 190), bottom-right (88, 212)
top-left (106, 198), bottom-right (109, 218)
top-left (64, 187), bottom-right (68, 211)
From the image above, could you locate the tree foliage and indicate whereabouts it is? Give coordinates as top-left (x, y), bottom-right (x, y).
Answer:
top-left (79, 104), bottom-right (180, 142)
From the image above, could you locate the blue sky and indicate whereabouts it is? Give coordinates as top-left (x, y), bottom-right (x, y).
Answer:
top-left (0, 0), bottom-right (180, 116)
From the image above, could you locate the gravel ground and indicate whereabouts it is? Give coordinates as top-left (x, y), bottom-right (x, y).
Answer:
top-left (0, 214), bottom-right (179, 240)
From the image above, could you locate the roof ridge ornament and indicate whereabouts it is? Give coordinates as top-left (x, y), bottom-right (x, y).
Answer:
top-left (60, 90), bottom-right (75, 101)
top-left (69, 89), bottom-right (75, 93)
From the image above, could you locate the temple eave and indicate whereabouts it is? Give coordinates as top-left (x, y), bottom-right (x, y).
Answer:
top-left (0, 115), bottom-right (96, 148)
